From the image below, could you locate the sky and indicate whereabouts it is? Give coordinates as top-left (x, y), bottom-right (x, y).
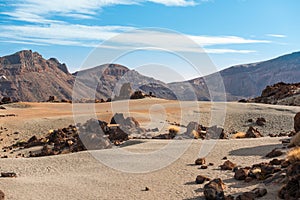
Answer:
top-left (0, 0), bottom-right (300, 82)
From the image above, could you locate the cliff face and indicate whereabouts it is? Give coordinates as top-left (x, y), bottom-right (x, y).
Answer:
top-left (0, 50), bottom-right (74, 101)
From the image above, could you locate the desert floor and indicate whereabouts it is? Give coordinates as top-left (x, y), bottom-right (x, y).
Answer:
top-left (0, 98), bottom-right (298, 199)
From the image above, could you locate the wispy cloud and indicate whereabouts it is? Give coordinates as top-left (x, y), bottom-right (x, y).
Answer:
top-left (0, 0), bottom-right (268, 54)
top-left (0, 24), bottom-right (268, 54)
top-left (266, 34), bottom-right (286, 38)
top-left (1, 0), bottom-right (198, 23)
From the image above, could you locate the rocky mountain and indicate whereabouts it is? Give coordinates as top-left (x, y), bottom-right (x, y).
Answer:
top-left (73, 64), bottom-right (176, 100)
top-left (1, 50), bottom-right (300, 102)
top-left (0, 50), bottom-right (75, 102)
top-left (249, 82), bottom-right (300, 106)
top-left (172, 51), bottom-right (300, 101)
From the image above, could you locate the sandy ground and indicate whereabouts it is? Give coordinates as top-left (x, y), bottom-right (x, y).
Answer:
top-left (0, 98), bottom-right (298, 199)
top-left (0, 138), bottom-right (285, 200)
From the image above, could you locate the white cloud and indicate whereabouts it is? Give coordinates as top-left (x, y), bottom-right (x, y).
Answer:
top-left (0, 24), bottom-right (267, 54)
top-left (266, 34), bottom-right (286, 38)
top-left (1, 0), bottom-right (198, 22)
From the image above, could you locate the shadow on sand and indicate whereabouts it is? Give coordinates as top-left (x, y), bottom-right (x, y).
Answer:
top-left (229, 143), bottom-right (283, 157)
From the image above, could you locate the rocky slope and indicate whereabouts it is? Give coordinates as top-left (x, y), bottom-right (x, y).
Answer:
top-left (170, 51), bottom-right (300, 101)
top-left (0, 50), bottom-right (74, 101)
top-left (1, 50), bottom-right (300, 102)
top-left (250, 82), bottom-right (300, 106)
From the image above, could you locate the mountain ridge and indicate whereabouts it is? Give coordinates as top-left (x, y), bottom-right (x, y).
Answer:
top-left (0, 49), bottom-right (299, 102)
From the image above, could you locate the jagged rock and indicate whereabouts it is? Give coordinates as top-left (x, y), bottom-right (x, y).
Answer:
top-left (234, 168), bottom-right (250, 180)
top-left (110, 113), bottom-right (125, 124)
top-left (295, 112), bottom-right (300, 132)
top-left (195, 158), bottom-right (206, 165)
top-left (207, 125), bottom-right (227, 139)
top-left (245, 126), bottom-right (263, 138)
top-left (114, 83), bottom-right (132, 100)
top-left (203, 178), bottom-right (225, 200)
top-left (266, 149), bottom-right (283, 158)
top-left (185, 122), bottom-right (206, 139)
top-left (220, 160), bottom-right (236, 170)
top-left (107, 126), bottom-right (128, 144)
top-left (256, 117), bottom-right (266, 126)
top-left (195, 175), bottom-right (210, 184)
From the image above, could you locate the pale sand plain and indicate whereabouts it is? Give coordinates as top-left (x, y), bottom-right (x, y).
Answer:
top-left (0, 99), bottom-right (299, 199)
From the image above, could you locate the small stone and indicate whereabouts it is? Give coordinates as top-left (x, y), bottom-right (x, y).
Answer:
top-left (200, 165), bottom-right (208, 169)
top-left (256, 117), bottom-right (266, 126)
top-left (195, 158), bottom-right (206, 165)
top-left (1, 172), bottom-right (17, 178)
top-left (222, 156), bottom-right (227, 160)
top-left (220, 160), bottom-right (236, 170)
top-left (196, 175), bottom-right (210, 184)
top-left (208, 163), bottom-right (214, 166)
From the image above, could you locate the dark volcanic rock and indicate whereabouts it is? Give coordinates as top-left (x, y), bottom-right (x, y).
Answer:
top-left (195, 175), bottom-right (210, 184)
top-left (195, 158), bottom-right (206, 165)
top-left (234, 168), bottom-right (250, 180)
top-left (245, 126), bottom-right (263, 138)
top-left (203, 178), bottom-right (225, 200)
top-left (220, 160), bottom-right (236, 171)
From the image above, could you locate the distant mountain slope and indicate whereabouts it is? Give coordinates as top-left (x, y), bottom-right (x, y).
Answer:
top-left (0, 50), bottom-right (75, 101)
top-left (73, 64), bottom-right (176, 100)
top-left (175, 52), bottom-right (300, 100)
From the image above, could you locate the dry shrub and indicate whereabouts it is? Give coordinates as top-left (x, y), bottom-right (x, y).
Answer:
top-left (169, 126), bottom-right (180, 134)
top-left (287, 147), bottom-right (300, 163)
top-left (232, 132), bottom-right (246, 139)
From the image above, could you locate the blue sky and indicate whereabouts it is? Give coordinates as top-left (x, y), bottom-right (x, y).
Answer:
top-left (0, 0), bottom-right (299, 82)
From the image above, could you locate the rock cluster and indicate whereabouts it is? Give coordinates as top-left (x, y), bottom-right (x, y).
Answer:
top-left (184, 122), bottom-right (228, 139)
top-left (251, 82), bottom-right (300, 106)
top-left (8, 117), bottom-right (133, 157)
